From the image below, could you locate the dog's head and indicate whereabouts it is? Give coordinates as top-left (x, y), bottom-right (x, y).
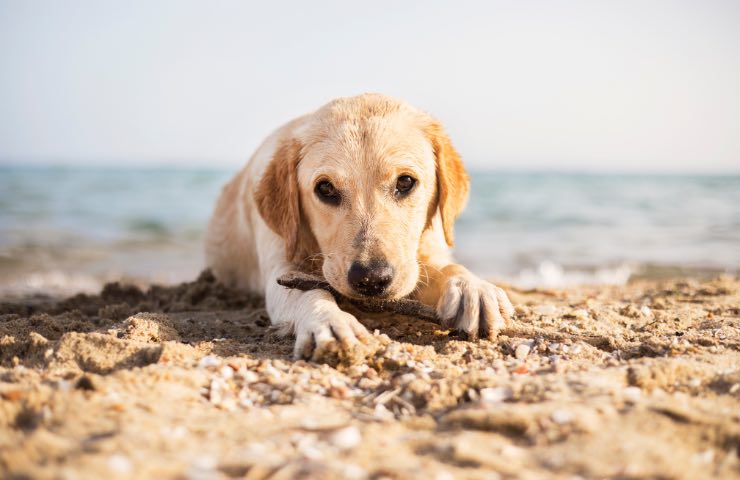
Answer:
top-left (255, 93), bottom-right (469, 299)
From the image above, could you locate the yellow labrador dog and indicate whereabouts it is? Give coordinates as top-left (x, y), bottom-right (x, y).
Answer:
top-left (206, 93), bottom-right (514, 360)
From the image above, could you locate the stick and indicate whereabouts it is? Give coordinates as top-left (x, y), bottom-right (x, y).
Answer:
top-left (276, 272), bottom-right (622, 349)
top-left (277, 272), bottom-right (439, 322)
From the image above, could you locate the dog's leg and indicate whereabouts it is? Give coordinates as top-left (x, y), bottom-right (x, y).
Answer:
top-left (265, 266), bottom-right (371, 361)
top-left (415, 261), bottom-right (515, 340)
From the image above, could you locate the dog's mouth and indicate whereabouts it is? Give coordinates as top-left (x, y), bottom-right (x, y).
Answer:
top-left (328, 276), bottom-right (405, 302)
top-left (325, 277), bottom-right (385, 299)
top-left (340, 288), bottom-right (396, 301)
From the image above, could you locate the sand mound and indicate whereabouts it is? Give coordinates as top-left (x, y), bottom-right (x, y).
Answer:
top-left (0, 273), bottom-right (738, 479)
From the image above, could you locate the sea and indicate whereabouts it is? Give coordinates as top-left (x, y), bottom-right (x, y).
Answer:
top-left (1, 165), bottom-right (738, 297)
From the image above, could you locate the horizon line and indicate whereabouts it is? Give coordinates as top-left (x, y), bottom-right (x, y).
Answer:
top-left (1, 159), bottom-right (739, 177)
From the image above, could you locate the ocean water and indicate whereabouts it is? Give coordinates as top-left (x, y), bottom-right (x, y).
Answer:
top-left (1, 165), bottom-right (738, 296)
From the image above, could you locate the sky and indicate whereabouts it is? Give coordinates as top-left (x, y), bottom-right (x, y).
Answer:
top-left (1, 0), bottom-right (739, 172)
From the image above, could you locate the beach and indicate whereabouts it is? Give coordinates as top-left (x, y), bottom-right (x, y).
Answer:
top-left (3, 1), bottom-right (740, 477)
top-left (1, 272), bottom-right (738, 479)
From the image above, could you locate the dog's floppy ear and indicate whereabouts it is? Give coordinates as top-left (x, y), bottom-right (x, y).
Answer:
top-left (255, 138), bottom-right (303, 261)
top-left (425, 121), bottom-right (470, 246)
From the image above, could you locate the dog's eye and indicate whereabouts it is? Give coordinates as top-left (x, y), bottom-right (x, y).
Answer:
top-left (315, 180), bottom-right (340, 205)
top-left (395, 175), bottom-right (416, 197)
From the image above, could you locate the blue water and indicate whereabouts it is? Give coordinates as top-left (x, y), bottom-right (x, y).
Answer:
top-left (456, 172), bottom-right (740, 285)
top-left (1, 165), bottom-right (738, 295)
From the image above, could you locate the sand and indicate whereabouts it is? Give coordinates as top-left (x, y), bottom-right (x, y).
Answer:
top-left (1, 271), bottom-right (738, 479)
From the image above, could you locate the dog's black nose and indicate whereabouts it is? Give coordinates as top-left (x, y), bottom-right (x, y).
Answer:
top-left (347, 261), bottom-right (394, 297)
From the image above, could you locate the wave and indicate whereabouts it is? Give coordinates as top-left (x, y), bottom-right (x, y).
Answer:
top-left (1, 271), bottom-right (105, 298)
top-left (511, 261), bottom-right (635, 288)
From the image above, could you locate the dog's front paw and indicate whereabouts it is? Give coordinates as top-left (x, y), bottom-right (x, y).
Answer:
top-left (436, 271), bottom-right (515, 340)
top-left (294, 309), bottom-right (372, 364)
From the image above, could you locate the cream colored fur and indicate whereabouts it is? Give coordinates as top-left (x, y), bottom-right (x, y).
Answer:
top-left (206, 93), bottom-right (514, 360)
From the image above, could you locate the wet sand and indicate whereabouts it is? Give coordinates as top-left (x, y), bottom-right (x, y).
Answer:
top-left (1, 272), bottom-right (738, 479)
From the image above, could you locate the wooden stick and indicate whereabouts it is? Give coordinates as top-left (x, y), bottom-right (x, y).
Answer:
top-left (277, 272), bottom-right (440, 322)
top-left (277, 272), bottom-right (622, 349)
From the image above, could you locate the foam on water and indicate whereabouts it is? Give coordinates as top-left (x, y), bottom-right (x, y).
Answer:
top-left (513, 260), bottom-right (635, 289)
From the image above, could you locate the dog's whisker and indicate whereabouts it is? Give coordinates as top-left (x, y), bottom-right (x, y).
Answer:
top-left (422, 263), bottom-right (445, 276)
top-left (297, 251), bottom-right (341, 269)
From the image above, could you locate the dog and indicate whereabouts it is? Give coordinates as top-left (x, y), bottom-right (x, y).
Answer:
top-left (206, 93), bottom-right (514, 360)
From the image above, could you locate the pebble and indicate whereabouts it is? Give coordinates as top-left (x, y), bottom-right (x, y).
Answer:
top-left (551, 409), bottom-right (574, 425)
top-left (237, 369), bottom-right (259, 383)
top-left (262, 364), bottom-right (282, 380)
top-left (219, 365), bottom-right (233, 380)
top-left (194, 456), bottom-right (217, 469)
top-left (198, 355), bottom-right (220, 369)
top-left (56, 380), bottom-right (72, 392)
top-left (622, 386), bottom-right (642, 403)
top-left (480, 386), bottom-right (513, 404)
top-left (0, 389), bottom-right (22, 402)
top-left (293, 433), bottom-right (323, 460)
top-left (373, 403), bottom-right (394, 421)
top-left (299, 445), bottom-right (324, 461)
top-left (466, 389), bottom-right (480, 402)
top-left (515, 343), bottom-right (531, 360)
top-left (208, 378), bottom-right (226, 404)
top-left (341, 463), bottom-right (368, 480)
top-left (640, 305), bottom-right (652, 317)
top-left (189, 455), bottom-right (218, 479)
top-left (220, 396), bottom-right (237, 411)
top-left (329, 425), bottom-right (362, 450)
top-left (161, 425), bottom-right (188, 439)
top-left (107, 454), bottom-right (132, 474)
top-left (535, 304), bottom-right (557, 315)
top-left (398, 373), bottom-right (417, 385)
top-left (650, 388), bottom-right (667, 398)
top-left (501, 444), bottom-right (525, 459)
top-left (693, 449), bottom-right (714, 464)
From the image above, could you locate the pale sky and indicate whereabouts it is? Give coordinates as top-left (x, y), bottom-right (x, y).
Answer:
top-left (1, 0), bottom-right (739, 172)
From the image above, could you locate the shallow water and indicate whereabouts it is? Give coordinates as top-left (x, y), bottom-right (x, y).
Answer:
top-left (1, 165), bottom-right (738, 295)
top-left (456, 171), bottom-right (740, 286)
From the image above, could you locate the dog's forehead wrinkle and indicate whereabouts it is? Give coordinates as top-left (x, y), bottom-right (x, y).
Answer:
top-left (314, 111), bottom-right (429, 162)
